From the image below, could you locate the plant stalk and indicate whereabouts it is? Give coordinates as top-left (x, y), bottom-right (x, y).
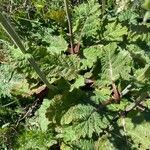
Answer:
top-left (64, 0), bottom-right (74, 53)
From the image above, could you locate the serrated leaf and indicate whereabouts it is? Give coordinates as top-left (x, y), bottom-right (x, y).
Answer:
top-left (43, 54), bottom-right (81, 83)
top-left (73, 0), bottom-right (101, 41)
top-left (61, 104), bottom-right (110, 139)
top-left (0, 64), bottom-right (22, 97)
top-left (90, 88), bottom-right (111, 105)
top-left (81, 45), bottom-right (103, 69)
top-left (99, 43), bottom-right (132, 85)
top-left (70, 76), bottom-right (85, 91)
top-left (56, 126), bottom-right (77, 142)
top-left (136, 64), bottom-right (150, 81)
top-left (95, 110), bottom-right (150, 150)
top-left (61, 104), bottom-right (94, 125)
top-left (37, 99), bottom-right (51, 131)
top-left (83, 46), bottom-right (101, 60)
top-left (16, 130), bottom-right (57, 150)
top-left (73, 111), bottom-right (109, 138)
top-left (104, 22), bottom-right (128, 41)
top-left (118, 10), bottom-right (139, 24)
top-left (45, 36), bottom-right (68, 54)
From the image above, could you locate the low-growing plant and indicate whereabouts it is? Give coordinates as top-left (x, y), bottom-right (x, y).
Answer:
top-left (0, 0), bottom-right (150, 149)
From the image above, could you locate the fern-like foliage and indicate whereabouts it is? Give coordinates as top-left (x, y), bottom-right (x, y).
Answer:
top-left (0, 64), bottom-right (22, 97)
top-left (15, 130), bottom-right (57, 150)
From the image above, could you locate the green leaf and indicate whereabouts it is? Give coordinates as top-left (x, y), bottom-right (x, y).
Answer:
top-left (44, 35), bottom-right (68, 54)
top-left (56, 126), bottom-right (77, 142)
top-left (70, 76), bottom-right (85, 91)
top-left (104, 22), bottom-right (128, 41)
top-left (118, 10), bottom-right (139, 24)
top-left (61, 104), bottom-right (110, 139)
top-left (142, 0), bottom-right (150, 10)
top-left (99, 43), bottom-right (132, 86)
top-left (16, 130), bottom-right (57, 150)
top-left (61, 104), bottom-right (94, 125)
top-left (136, 64), bottom-right (150, 81)
top-left (0, 64), bottom-right (22, 97)
top-left (73, 0), bottom-right (101, 42)
top-left (37, 99), bottom-right (51, 131)
top-left (73, 111), bottom-right (109, 138)
top-left (43, 54), bottom-right (81, 83)
top-left (82, 45), bottom-right (103, 68)
top-left (143, 11), bottom-right (150, 23)
top-left (95, 111), bottom-right (150, 150)
top-left (90, 88), bottom-right (111, 104)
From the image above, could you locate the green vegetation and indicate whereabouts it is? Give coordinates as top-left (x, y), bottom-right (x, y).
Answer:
top-left (0, 0), bottom-right (150, 149)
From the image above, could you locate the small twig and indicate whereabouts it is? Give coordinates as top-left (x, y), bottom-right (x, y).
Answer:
top-left (64, 0), bottom-right (74, 54)
top-left (15, 17), bottom-right (39, 23)
top-left (16, 99), bottom-right (38, 127)
top-left (137, 103), bottom-right (148, 111)
top-left (1, 101), bottom-right (16, 107)
top-left (124, 92), bottom-right (148, 113)
top-left (121, 84), bottom-right (132, 96)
